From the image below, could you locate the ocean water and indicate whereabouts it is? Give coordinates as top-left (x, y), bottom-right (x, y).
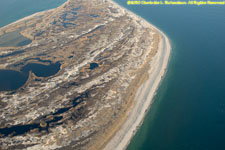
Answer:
top-left (0, 0), bottom-right (67, 28)
top-left (113, 0), bottom-right (225, 149)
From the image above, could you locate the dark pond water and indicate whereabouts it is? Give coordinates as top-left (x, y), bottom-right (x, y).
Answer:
top-left (90, 14), bottom-right (99, 18)
top-left (0, 70), bottom-right (28, 91)
top-left (0, 62), bottom-right (61, 92)
top-left (21, 62), bottom-right (61, 77)
top-left (89, 63), bottom-right (99, 70)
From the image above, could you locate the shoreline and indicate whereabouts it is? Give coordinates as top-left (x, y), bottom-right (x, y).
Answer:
top-left (104, 1), bottom-right (171, 150)
top-left (0, 0), bottom-right (70, 30)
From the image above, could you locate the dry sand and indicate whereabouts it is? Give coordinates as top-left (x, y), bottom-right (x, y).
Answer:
top-left (104, 1), bottom-right (172, 150)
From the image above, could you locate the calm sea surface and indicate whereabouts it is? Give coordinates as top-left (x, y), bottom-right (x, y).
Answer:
top-left (1, 0), bottom-right (225, 149)
top-left (113, 0), bottom-right (225, 149)
top-left (0, 0), bottom-right (67, 27)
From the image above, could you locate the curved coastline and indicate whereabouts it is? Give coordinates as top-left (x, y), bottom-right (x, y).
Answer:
top-left (104, 1), bottom-right (171, 150)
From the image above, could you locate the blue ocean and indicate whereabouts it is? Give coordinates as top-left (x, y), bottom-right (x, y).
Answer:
top-left (113, 0), bottom-right (225, 149)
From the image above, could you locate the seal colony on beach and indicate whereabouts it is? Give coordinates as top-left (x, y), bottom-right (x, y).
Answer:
top-left (0, 0), bottom-right (171, 149)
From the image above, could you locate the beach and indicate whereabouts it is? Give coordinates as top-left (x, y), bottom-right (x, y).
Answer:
top-left (104, 1), bottom-right (171, 149)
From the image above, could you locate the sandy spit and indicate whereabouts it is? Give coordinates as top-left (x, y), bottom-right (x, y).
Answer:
top-left (104, 1), bottom-right (172, 150)
top-left (0, 0), bottom-right (171, 149)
